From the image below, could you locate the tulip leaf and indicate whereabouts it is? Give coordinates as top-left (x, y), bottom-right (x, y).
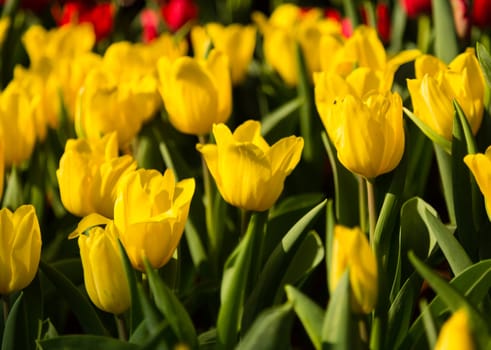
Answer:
top-left (236, 303), bottom-right (294, 350)
top-left (322, 271), bottom-right (357, 350)
top-left (387, 273), bottom-right (423, 349)
top-left (414, 198), bottom-right (472, 275)
top-left (184, 218), bottom-right (208, 271)
top-left (321, 132), bottom-right (359, 227)
top-left (285, 285), bottom-right (324, 350)
top-left (419, 300), bottom-right (438, 349)
top-left (431, 0), bottom-right (458, 63)
top-left (118, 240), bottom-right (143, 337)
top-left (216, 210), bottom-right (269, 350)
top-left (408, 252), bottom-right (488, 327)
top-left (241, 200), bottom-right (327, 332)
top-left (273, 230), bottom-right (324, 304)
top-left (451, 100), bottom-right (480, 259)
top-left (143, 259), bottom-right (198, 349)
top-left (36, 335), bottom-right (140, 350)
top-left (261, 97), bottom-right (303, 137)
top-left (401, 259), bottom-right (491, 348)
top-left (477, 42), bottom-right (491, 90)
top-left (1, 292), bottom-right (23, 350)
top-left (401, 256), bottom-right (491, 349)
top-left (38, 260), bottom-right (108, 336)
top-left (403, 107), bottom-right (451, 154)
top-left (387, 0), bottom-right (407, 53)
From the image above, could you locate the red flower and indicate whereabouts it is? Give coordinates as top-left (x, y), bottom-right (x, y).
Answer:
top-left (472, 0), bottom-right (491, 28)
top-left (376, 3), bottom-right (391, 43)
top-left (161, 0), bottom-right (198, 32)
top-left (400, 0), bottom-right (431, 18)
top-left (140, 8), bottom-right (160, 43)
top-left (53, 1), bottom-right (115, 42)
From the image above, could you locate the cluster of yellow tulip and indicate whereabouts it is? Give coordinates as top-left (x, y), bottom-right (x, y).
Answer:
top-left (1, 0), bottom-right (491, 348)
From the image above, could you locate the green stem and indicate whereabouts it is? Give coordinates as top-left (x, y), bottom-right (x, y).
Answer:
top-left (434, 144), bottom-right (456, 224)
top-left (358, 175), bottom-right (368, 233)
top-left (198, 135), bottom-right (217, 271)
top-left (115, 314), bottom-right (127, 341)
top-left (366, 179), bottom-right (377, 248)
top-left (417, 15), bottom-right (431, 54)
top-left (2, 295), bottom-right (8, 323)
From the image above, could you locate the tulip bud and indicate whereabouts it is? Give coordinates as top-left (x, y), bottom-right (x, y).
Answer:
top-left (196, 120), bottom-right (304, 212)
top-left (407, 49), bottom-right (484, 141)
top-left (161, 0), bottom-right (198, 32)
top-left (434, 309), bottom-right (475, 350)
top-left (464, 146), bottom-right (491, 221)
top-left (114, 169), bottom-right (195, 271)
top-left (0, 205), bottom-right (42, 295)
top-left (78, 222), bottom-right (130, 315)
top-left (158, 49), bottom-right (232, 136)
top-left (56, 132), bottom-right (137, 218)
top-left (329, 225), bottom-right (377, 314)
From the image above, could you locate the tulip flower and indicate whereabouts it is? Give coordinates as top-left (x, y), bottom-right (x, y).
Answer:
top-left (401, 0), bottom-right (432, 18)
top-left (158, 49), bottom-right (231, 136)
top-left (317, 88), bottom-right (404, 179)
top-left (0, 205), bottom-right (42, 295)
top-left (0, 139), bottom-right (4, 200)
top-left (407, 49), bottom-right (485, 141)
top-left (78, 222), bottom-right (130, 315)
top-left (52, 1), bottom-right (115, 42)
top-left (0, 81), bottom-right (36, 167)
top-left (0, 17), bottom-right (9, 47)
top-left (253, 4), bottom-right (337, 86)
top-left (114, 169), bottom-right (195, 271)
top-left (434, 309), bottom-right (475, 350)
top-left (161, 0), bottom-right (198, 32)
top-left (196, 120), bottom-right (304, 212)
top-left (56, 132), bottom-right (137, 218)
top-left (329, 225), bottom-right (377, 314)
top-left (464, 146), bottom-right (491, 221)
top-left (472, 0), bottom-right (491, 29)
top-left (191, 23), bottom-right (256, 85)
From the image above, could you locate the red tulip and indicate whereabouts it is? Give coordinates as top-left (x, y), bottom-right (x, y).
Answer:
top-left (400, 0), bottom-right (431, 18)
top-left (53, 1), bottom-right (115, 42)
top-left (140, 8), bottom-right (160, 43)
top-left (472, 0), bottom-right (491, 28)
top-left (376, 3), bottom-right (391, 43)
top-left (161, 0), bottom-right (198, 32)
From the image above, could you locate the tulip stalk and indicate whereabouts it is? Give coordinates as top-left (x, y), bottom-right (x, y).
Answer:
top-left (2, 295), bottom-right (8, 323)
top-left (358, 176), bottom-right (368, 234)
top-left (115, 314), bottom-right (127, 341)
top-left (366, 179), bottom-right (377, 247)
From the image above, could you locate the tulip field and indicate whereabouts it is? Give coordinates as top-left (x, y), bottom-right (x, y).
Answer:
top-left (1, 0), bottom-right (491, 349)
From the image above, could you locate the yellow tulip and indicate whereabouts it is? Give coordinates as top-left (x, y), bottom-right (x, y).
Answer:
top-left (196, 120), bottom-right (304, 212)
top-left (0, 17), bottom-right (10, 47)
top-left (0, 205), bottom-right (42, 295)
top-left (78, 222), bottom-right (130, 315)
top-left (158, 49), bottom-right (232, 136)
top-left (191, 23), bottom-right (256, 84)
top-left (320, 25), bottom-right (420, 78)
top-left (464, 146), bottom-right (491, 221)
top-left (0, 82), bottom-right (36, 167)
top-left (139, 32), bottom-right (188, 66)
top-left (407, 49), bottom-right (484, 140)
top-left (114, 169), bottom-right (195, 271)
top-left (253, 4), bottom-right (331, 86)
top-left (434, 309), bottom-right (475, 350)
top-left (56, 132), bottom-right (137, 218)
top-left (329, 225), bottom-right (377, 314)
top-left (0, 138), bottom-right (4, 200)
top-left (320, 91), bottom-right (404, 179)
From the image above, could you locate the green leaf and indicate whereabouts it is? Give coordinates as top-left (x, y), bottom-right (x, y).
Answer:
top-left (451, 99), bottom-right (480, 259)
top-left (184, 218), bottom-right (208, 271)
top-left (321, 132), bottom-right (359, 227)
top-left (403, 107), bottom-right (452, 154)
top-left (38, 260), bottom-right (108, 336)
top-left (1, 292), bottom-right (24, 350)
top-left (414, 199), bottom-right (472, 274)
top-left (118, 240), bottom-right (143, 337)
top-left (274, 231), bottom-right (324, 303)
top-left (477, 42), bottom-right (491, 89)
top-left (37, 335), bottom-right (139, 350)
top-left (409, 253), bottom-right (488, 332)
top-left (401, 259), bottom-right (491, 348)
top-left (432, 0), bottom-right (458, 63)
top-left (322, 271), bottom-right (356, 350)
top-left (216, 210), bottom-right (269, 350)
top-left (236, 303), bottom-right (294, 350)
top-left (2, 166), bottom-right (23, 210)
top-left (261, 97), bottom-right (303, 137)
top-left (143, 259), bottom-right (198, 349)
top-left (241, 200), bottom-right (327, 332)
top-left (419, 300), bottom-right (438, 349)
top-left (285, 285), bottom-right (324, 350)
